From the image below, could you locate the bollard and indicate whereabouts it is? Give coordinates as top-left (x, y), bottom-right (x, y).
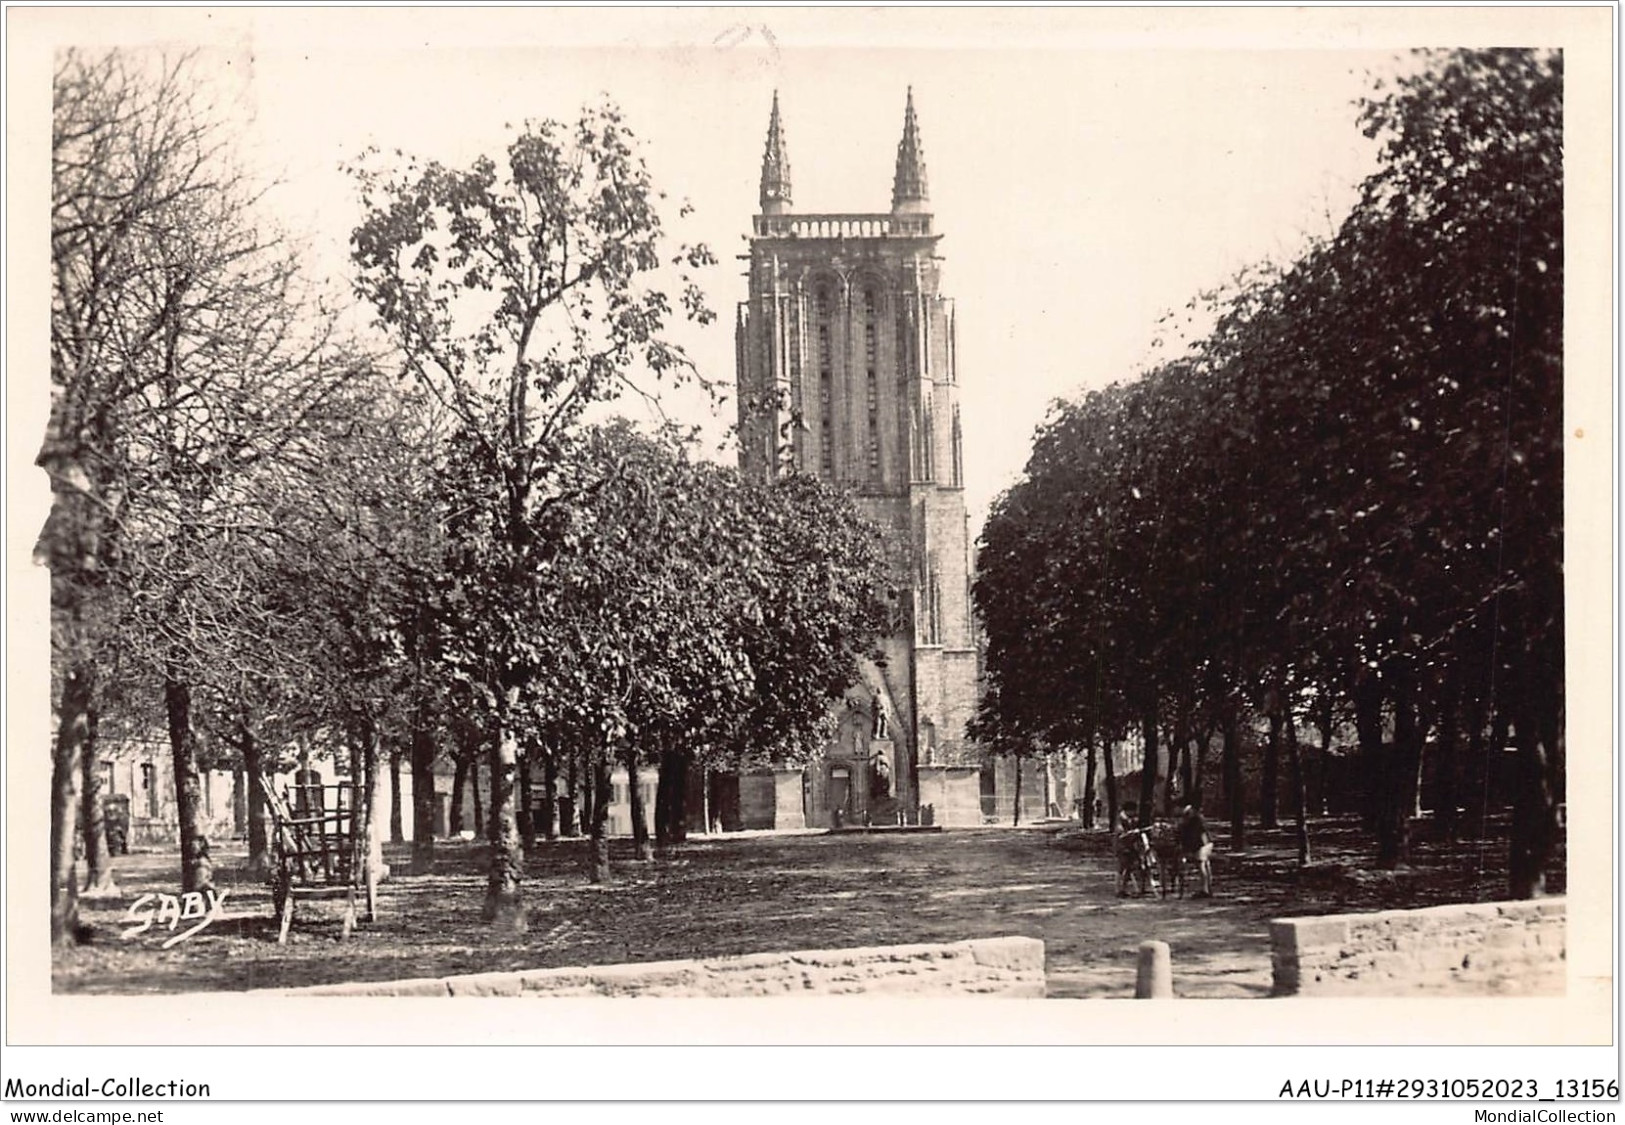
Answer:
top-left (1135, 940), bottom-right (1173, 998)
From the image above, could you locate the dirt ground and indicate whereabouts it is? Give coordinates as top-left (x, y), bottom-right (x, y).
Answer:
top-left (53, 814), bottom-right (1556, 998)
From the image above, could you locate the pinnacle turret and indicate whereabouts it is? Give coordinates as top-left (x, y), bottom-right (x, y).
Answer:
top-left (759, 91), bottom-right (792, 214)
top-left (891, 87), bottom-right (929, 213)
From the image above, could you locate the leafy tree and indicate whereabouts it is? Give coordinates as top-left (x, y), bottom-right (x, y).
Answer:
top-left (721, 473), bottom-right (899, 779)
top-left (349, 107), bottom-right (716, 926)
top-left (974, 49), bottom-right (1562, 893)
top-left (1341, 48), bottom-right (1562, 887)
top-left (521, 426), bottom-right (893, 875)
top-left (520, 423), bottom-right (746, 878)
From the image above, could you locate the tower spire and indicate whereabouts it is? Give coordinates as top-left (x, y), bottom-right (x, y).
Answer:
top-left (759, 90), bottom-right (792, 214)
top-left (891, 86), bottom-right (929, 213)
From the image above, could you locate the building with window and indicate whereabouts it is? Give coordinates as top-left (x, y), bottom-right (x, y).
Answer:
top-left (734, 91), bottom-right (983, 828)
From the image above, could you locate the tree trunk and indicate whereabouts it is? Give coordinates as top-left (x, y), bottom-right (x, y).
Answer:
top-left (1138, 712), bottom-right (1158, 826)
top-left (1163, 712), bottom-right (1183, 814)
top-left (1314, 693), bottom-right (1334, 817)
top-left (449, 754), bottom-right (468, 836)
top-left (1222, 706), bottom-right (1245, 850)
top-left (389, 748), bottom-right (404, 843)
top-left (1543, 700), bottom-right (1564, 818)
top-left (232, 769), bottom-right (247, 838)
top-left (80, 698), bottom-right (117, 896)
top-left (241, 728), bottom-right (272, 879)
top-left (409, 608), bottom-right (438, 872)
top-left (1507, 716), bottom-right (1557, 899)
top-left (482, 701), bottom-right (526, 932)
top-left (1101, 735), bottom-right (1118, 830)
top-left (672, 750), bottom-right (691, 843)
top-left (1398, 664), bottom-right (1429, 824)
top-left (1194, 722), bottom-right (1213, 809)
top-left (1011, 757), bottom-right (1023, 826)
top-left (1261, 707), bottom-right (1281, 830)
top-left (1354, 667), bottom-right (1386, 834)
top-left (517, 745), bottom-right (536, 852)
top-left (626, 747), bottom-right (653, 861)
top-left (1177, 720), bottom-right (1195, 806)
top-left (347, 730), bottom-right (367, 908)
top-left (470, 756), bottom-right (485, 838)
top-left (1382, 666), bottom-right (1419, 868)
top-left (51, 662), bottom-right (92, 946)
top-left (1432, 663), bottom-right (1462, 841)
top-left (363, 716), bottom-right (389, 921)
top-left (1412, 692), bottom-right (1434, 822)
top-left (165, 666), bottom-right (213, 893)
top-left (1466, 708), bottom-right (1508, 840)
top-left (578, 746), bottom-right (595, 838)
top-left (589, 743), bottom-right (612, 884)
top-left (1360, 665), bottom-right (1405, 870)
top-left (566, 746), bottom-right (579, 815)
top-left (1285, 709), bottom-right (1311, 867)
top-left (1082, 741), bottom-right (1097, 828)
top-left (410, 715), bottom-right (437, 874)
top-left (655, 747), bottom-right (675, 848)
top-left (540, 749), bottom-right (558, 841)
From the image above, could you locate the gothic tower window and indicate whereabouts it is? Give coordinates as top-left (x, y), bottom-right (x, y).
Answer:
top-left (896, 301), bottom-right (913, 385)
top-left (922, 294), bottom-right (931, 375)
top-left (864, 287), bottom-right (880, 483)
top-left (951, 404), bottom-right (964, 488)
top-left (931, 570), bottom-right (943, 645)
top-left (788, 296), bottom-right (803, 463)
top-left (920, 555), bottom-right (943, 645)
top-left (816, 284), bottom-right (834, 480)
top-left (921, 392), bottom-right (936, 483)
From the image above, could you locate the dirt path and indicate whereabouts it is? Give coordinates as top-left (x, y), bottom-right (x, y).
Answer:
top-left (54, 818), bottom-right (1540, 998)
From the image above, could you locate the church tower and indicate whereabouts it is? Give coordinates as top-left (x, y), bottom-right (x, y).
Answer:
top-left (735, 90), bottom-right (983, 828)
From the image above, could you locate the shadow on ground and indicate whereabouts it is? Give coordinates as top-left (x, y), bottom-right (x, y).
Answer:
top-left (53, 814), bottom-right (1554, 999)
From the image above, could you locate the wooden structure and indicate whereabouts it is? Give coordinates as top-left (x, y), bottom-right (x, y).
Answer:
top-left (263, 779), bottom-right (374, 943)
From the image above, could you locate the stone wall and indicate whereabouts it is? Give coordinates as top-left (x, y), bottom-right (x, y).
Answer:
top-left (274, 936), bottom-right (1046, 998)
top-left (916, 765), bottom-right (982, 827)
top-left (736, 770), bottom-right (806, 830)
top-left (985, 757), bottom-right (1049, 825)
top-left (1270, 898), bottom-right (1565, 996)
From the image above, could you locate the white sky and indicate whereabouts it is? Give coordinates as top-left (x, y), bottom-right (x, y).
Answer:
top-left (185, 13), bottom-right (1400, 536)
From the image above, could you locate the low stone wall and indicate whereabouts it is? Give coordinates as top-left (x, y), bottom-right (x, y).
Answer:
top-left (1270, 898), bottom-right (1565, 997)
top-left (274, 936), bottom-right (1046, 998)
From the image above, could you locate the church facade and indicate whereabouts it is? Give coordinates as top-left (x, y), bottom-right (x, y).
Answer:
top-left (733, 91), bottom-right (985, 828)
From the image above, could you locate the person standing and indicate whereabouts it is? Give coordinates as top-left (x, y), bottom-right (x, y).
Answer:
top-left (1115, 802), bottom-right (1144, 896)
top-left (1178, 804), bottom-right (1213, 897)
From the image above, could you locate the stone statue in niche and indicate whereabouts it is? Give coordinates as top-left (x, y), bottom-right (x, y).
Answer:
top-left (870, 754), bottom-right (892, 802)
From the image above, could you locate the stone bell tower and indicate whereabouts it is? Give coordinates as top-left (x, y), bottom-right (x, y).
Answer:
top-left (734, 89), bottom-right (983, 828)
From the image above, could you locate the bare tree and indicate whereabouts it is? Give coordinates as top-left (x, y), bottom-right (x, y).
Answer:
top-left (47, 48), bottom-right (355, 910)
top-left (48, 49), bottom-right (228, 938)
